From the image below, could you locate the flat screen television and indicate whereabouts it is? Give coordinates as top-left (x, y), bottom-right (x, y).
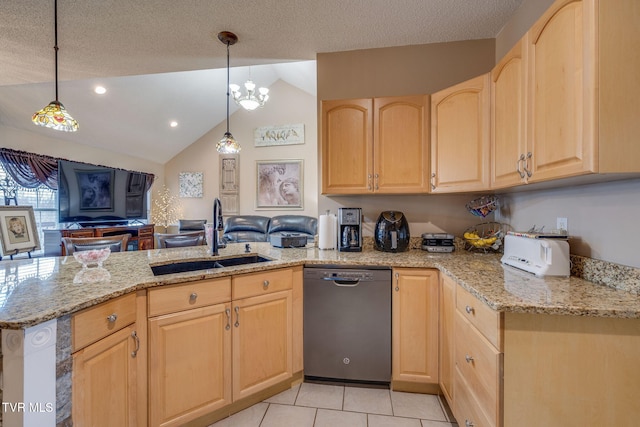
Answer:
top-left (58, 160), bottom-right (149, 226)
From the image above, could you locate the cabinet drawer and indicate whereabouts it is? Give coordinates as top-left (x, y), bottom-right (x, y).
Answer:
top-left (455, 311), bottom-right (502, 427)
top-left (72, 292), bottom-right (137, 352)
top-left (456, 285), bottom-right (502, 349)
top-left (148, 277), bottom-right (231, 317)
top-left (233, 268), bottom-right (293, 300)
top-left (455, 368), bottom-right (496, 427)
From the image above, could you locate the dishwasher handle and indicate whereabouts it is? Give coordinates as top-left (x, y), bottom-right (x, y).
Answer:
top-left (322, 277), bottom-right (361, 287)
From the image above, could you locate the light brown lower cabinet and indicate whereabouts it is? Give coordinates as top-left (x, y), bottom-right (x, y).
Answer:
top-left (392, 268), bottom-right (439, 390)
top-left (439, 274), bottom-right (456, 405)
top-left (72, 292), bottom-right (146, 427)
top-left (148, 303), bottom-right (232, 427)
top-left (232, 290), bottom-right (293, 401)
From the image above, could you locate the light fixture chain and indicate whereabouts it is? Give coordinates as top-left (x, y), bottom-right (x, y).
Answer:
top-left (226, 40), bottom-right (230, 134)
top-left (54, 0), bottom-right (59, 102)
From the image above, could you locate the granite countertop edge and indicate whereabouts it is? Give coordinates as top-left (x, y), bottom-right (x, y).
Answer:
top-left (1, 243), bottom-right (639, 329)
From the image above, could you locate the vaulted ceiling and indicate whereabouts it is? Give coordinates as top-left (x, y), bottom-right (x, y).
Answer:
top-left (0, 0), bottom-right (524, 163)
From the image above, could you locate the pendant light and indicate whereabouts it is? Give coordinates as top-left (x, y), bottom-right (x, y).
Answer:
top-left (216, 31), bottom-right (241, 154)
top-left (32, 0), bottom-right (79, 132)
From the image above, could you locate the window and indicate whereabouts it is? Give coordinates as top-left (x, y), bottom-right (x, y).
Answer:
top-left (0, 165), bottom-right (57, 257)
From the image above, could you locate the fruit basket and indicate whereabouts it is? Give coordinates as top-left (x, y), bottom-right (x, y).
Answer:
top-left (466, 195), bottom-right (499, 218)
top-left (463, 222), bottom-right (510, 253)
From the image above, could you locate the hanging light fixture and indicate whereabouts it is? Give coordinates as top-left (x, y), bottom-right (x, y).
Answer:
top-left (32, 0), bottom-right (78, 132)
top-left (216, 31), bottom-right (241, 154)
top-left (230, 68), bottom-right (270, 111)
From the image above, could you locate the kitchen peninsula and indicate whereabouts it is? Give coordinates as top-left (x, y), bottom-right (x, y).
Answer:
top-left (1, 243), bottom-right (639, 426)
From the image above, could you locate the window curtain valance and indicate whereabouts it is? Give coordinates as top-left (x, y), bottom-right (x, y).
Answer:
top-left (0, 148), bottom-right (58, 189)
top-left (0, 148), bottom-right (155, 191)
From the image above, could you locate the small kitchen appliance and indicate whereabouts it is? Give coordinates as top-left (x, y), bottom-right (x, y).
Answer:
top-left (374, 211), bottom-right (410, 252)
top-left (421, 233), bottom-right (455, 253)
top-left (501, 233), bottom-right (570, 277)
top-left (338, 208), bottom-right (362, 252)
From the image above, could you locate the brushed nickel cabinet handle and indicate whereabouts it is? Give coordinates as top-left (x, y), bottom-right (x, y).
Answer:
top-left (465, 354), bottom-right (474, 363)
top-left (225, 308), bottom-right (231, 330)
top-left (234, 306), bottom-right (240, 327)
top-left (107, 314), bottom-right (118, 323)
top-left (131, 331), bottom-right (140, 358)
top-left (523, 152), bottom-right (533, 178)
top-left (431, 173), bottom-right (436, 190)
top-left (374, 173), bottom-right (379, 190)
top-left (465, 305), bottom-right (474, 314)
top-left (189, 292), bottom-right (198, 301)
top-left (516, 154), bottom-right (525, 178)
top-left (263, 280), bottom-right (269, 289)
top-left (394, 272), bottom-right (399, 292)
top-left (368, 174), bottom-right (372, 191)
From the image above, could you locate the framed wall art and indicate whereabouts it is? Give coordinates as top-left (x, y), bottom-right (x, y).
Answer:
top-left (76, 169), bottom-right (114, 211)
top-left (254, 123), bottom-right (304, 147)
top-left (256, 160), bottom-right (303, 209)
top-left (0, 206), bottom-right (41, 256)
top-left (179, 172), bottom-right (203, 198)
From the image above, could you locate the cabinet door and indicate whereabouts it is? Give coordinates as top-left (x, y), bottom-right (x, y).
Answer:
top-left (148, 303), bottom-right (232, 427)
top-left (392, 269), bottom-right (439, 384)
top-left (73, 324), bottom-right (139, 427)
top-left (491, 38), bottom-right (527, 189)
top-left (374, 95), bottom-right (430, 193)
top-left (233, 290), bottom-right (292, 401)
top-left (439, 274), bottom-right (456, 406)
top-left (431, 74), bottom-right (490, 192)
top-left (526, 0), bottom-right (596, 182)
top-left (321, 98), bottom-right (373, 194)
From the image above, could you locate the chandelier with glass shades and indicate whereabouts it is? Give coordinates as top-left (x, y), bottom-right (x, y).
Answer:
top-left (32, 0), bottom-right (79, 132)
top-left (230, 74), bottom-right (270, 111)
top-left (216, 31), bottom-right (242, 154)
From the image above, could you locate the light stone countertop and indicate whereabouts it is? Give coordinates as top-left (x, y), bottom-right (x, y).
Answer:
top-left (1, 242), bottom-right (639, 329)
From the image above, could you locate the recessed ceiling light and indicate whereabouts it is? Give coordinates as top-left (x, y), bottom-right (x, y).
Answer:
top-left (94, 86), bottom-right (107, 95)
top-left (170, 121), bottom-right (178, 128)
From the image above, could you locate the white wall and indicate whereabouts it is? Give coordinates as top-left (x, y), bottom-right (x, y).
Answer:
top-left (495, 179), bottom-right (640, 268)
top-left (164, 79), bottom-right (318, 224)
top-left (0, 125), bottom-right (164, 179)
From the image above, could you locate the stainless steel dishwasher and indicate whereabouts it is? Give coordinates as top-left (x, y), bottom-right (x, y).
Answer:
top-left (303, 265), bottom-right (392, 385)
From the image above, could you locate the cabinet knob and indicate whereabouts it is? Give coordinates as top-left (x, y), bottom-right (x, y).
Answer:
top-left (465, 305), bottom-right (474, 314)
top-left (263, 280), bottom-right (270, 289)
top-left (465, 354), bottom-right (474, 363)
top-left (465, 420), bottom-right (475, 427)
top-left (190, 292), bottom-right (198, 301)
top-left (106, 313), bottom-right (118, 323)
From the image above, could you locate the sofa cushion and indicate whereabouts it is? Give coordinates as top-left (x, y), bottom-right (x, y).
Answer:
top-left (223, 215), bottom-right (270, 242)
top-left (268, 215), bottom-right (317, 237)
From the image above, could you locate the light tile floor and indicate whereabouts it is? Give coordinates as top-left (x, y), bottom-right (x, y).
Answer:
top-left (209, 382), bottom-right (459, 427)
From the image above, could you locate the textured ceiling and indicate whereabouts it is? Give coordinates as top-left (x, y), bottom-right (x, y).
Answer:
top-left (0, 0), bottom-right (524, 164)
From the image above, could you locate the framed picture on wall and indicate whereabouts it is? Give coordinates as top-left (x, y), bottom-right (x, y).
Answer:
top-left (75, 169), bottom-right (114, 211)
top-left (256, 160), bottom-right (303, 209)
top-left (0, 206), bottom-right (41, 255)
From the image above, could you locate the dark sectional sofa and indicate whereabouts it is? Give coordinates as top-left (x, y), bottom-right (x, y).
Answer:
top-left (222, 215), bottom-right (317, 243)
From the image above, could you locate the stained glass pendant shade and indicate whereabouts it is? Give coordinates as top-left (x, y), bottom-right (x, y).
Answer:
top-left (216, 31), bottom-right (241, 154)
top-left (32, 0), bottom-right (78, 132)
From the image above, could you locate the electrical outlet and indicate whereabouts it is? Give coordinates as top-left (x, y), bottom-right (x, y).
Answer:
top-left (557, 217), bottom-right (568, 233)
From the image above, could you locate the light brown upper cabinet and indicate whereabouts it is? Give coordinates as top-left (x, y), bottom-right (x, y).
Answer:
top-left (524, 0), bottom-right (640, 183)
top-left (491, 38), bottom-right (528, 189)
top-left (321, 95), bottom-right (430, 194)
top-left (430, 74), bottom-right (491, 193)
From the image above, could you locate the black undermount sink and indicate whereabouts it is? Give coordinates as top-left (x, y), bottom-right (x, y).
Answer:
top-left (151, 255), bottom-right (272, 276)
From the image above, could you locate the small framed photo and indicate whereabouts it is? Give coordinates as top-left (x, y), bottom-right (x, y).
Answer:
top-left (76, 169), bottom-right (114, 211)
top-left (256, 160), bottom-right (303, 209)
top-left (0, 206), bottom-right (41, 255)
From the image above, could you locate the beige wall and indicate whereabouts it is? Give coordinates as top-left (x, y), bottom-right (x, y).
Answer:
top-left (316, 39), bottom-right (497, 238)
top-left (164, 79), bottom-right (318, 227)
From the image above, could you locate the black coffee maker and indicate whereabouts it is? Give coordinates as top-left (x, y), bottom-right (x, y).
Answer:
top-left (338, 207), bottom-right (362, 252)
top-left (374, 211), bottom-right (410, 252)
